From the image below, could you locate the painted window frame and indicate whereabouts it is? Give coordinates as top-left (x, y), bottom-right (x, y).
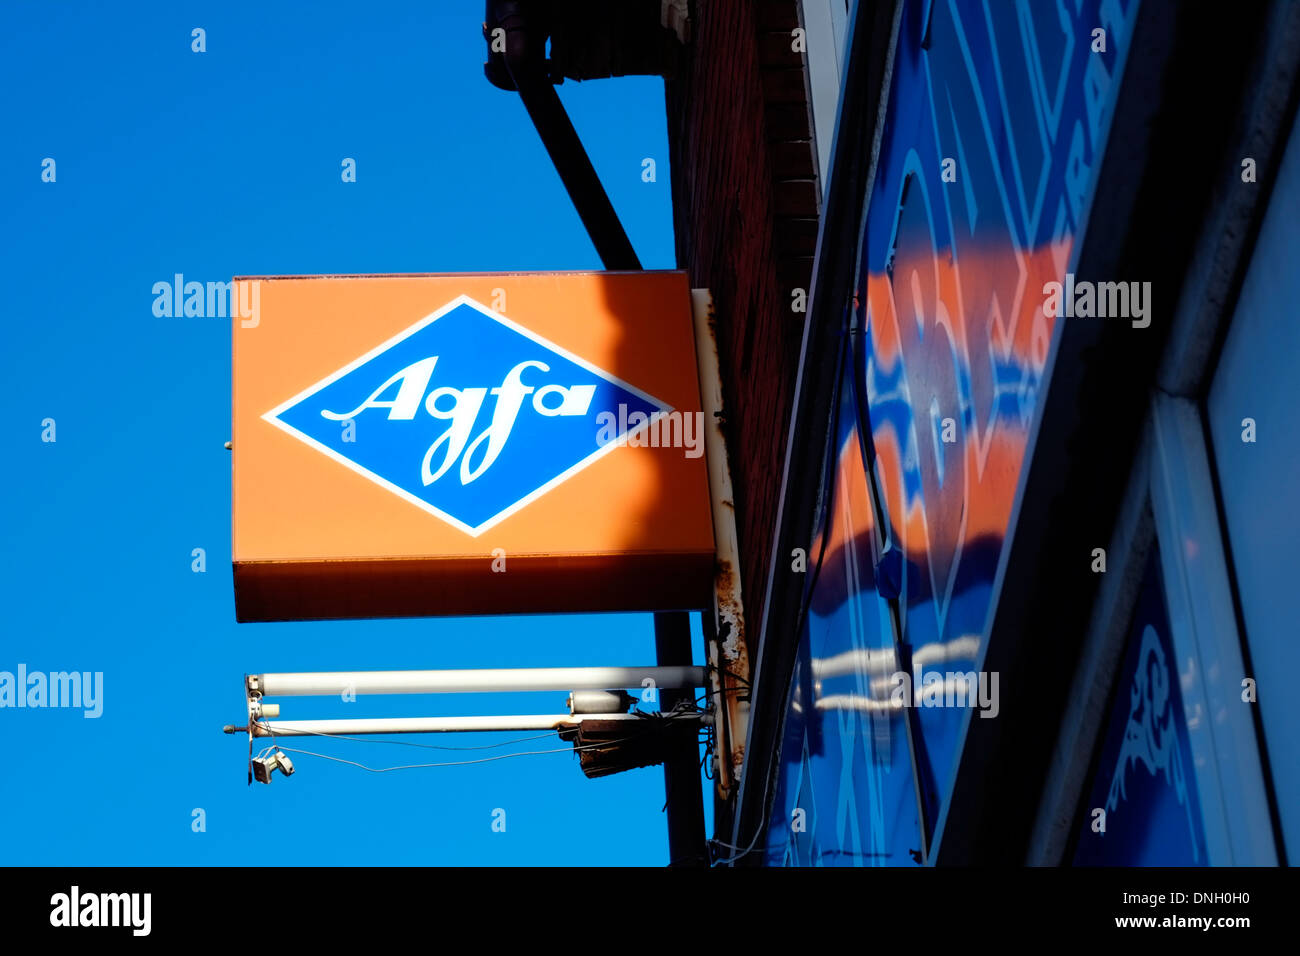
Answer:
top-left (1030, 394), bottom-right (1277, 865)
top-left (1147, 394), bottom-right (1277, 864)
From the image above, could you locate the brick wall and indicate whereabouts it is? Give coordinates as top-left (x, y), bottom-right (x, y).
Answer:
top-left (666, 0), bottom-right (818, 652)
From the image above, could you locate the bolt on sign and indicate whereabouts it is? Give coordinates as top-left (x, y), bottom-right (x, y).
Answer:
top-left (232, 271), bottom-right (715, 622)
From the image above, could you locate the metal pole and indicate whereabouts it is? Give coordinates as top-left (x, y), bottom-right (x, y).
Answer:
top-left (491, 0), bottom-right (642, 272)
top-left (250, 714), bottom-right (656, 737)
top-left (252, 666), bottom-right (706, 698)
top-left (655, 611), bottom-right (708, 866)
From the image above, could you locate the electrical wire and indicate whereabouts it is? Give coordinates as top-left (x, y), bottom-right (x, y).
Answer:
top-left (708, 662), bottom-right (752, 689)
top-left (269, 711), bottom-right (704, 774)
top-left (274, 743), bottom-right (585, 773)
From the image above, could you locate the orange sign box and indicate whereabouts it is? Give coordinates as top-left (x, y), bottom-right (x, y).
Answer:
top-left (232, 271), bottom-right (715, 622)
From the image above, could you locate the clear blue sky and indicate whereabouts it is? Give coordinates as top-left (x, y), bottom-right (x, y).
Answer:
top-left (0, 1), bottom-right (710, 865)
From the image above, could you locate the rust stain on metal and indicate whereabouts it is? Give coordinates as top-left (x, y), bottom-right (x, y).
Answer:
top-left (693, 287), bottom-right (752, 802)
top-left (714, 559), bottom-right (744, 661)
top-left (712, 555), bottom-right (751, 798)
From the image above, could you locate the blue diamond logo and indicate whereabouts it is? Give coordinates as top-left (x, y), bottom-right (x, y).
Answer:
top-left (264, 295), bottom-right (671, 536)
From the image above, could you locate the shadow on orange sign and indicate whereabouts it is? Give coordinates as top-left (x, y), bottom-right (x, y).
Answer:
top-left (232, 270), bottom-right (715, 622)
